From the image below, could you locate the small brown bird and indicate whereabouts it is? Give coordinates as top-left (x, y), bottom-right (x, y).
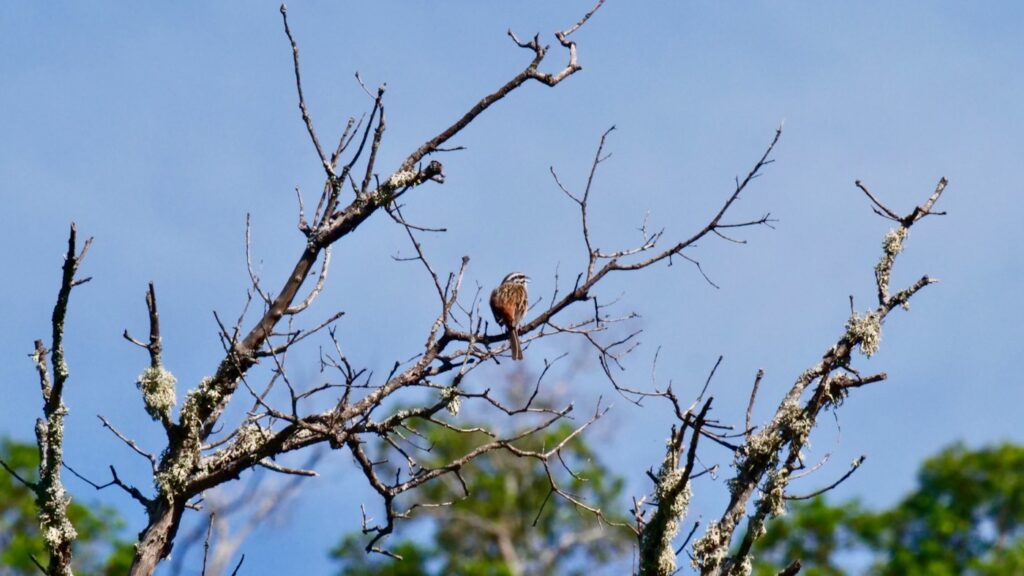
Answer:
top-left (489, 272), bottom-right (530, 360)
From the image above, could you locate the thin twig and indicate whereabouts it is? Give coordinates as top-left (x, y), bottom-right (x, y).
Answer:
top-left (280, 5), bottom-right (333, 177)
top-left (785, 456), bottom-right (866, 501)
top-left (201, 513), bottom-right (215, 576)
top-left (230, 554), bottom-right (246, 576)
top-left (0, 458), bottom-right (34, 489)
top-left (98, 415), bottom-right (158, 470)
top-left (745, 369), bottom-right (765, 440)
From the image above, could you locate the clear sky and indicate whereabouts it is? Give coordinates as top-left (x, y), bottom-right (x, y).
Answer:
top-left (2, 2), bottom-right (1022, 574)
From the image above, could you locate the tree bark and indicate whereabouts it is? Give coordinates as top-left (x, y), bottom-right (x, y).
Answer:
top-left (129, 500), bottom-right (186, 576)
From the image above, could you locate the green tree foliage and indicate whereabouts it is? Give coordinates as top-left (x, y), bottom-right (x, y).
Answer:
top-left (753, 443), bottom-right (1024, 575)
top-left (331, 420), bottom-right (632, 575)
top-left (0, 438), bottom-right (134, 576)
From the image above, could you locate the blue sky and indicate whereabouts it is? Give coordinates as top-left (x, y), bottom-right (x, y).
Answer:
top-left (2, 2), bottom-right (1022, 574)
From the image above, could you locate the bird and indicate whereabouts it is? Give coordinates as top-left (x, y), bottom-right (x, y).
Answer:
top-left (489, 272), bottom-right (530, 361)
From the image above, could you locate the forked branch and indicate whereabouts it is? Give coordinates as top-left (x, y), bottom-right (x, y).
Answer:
top-left (30, 224), bottom-right (91, 576)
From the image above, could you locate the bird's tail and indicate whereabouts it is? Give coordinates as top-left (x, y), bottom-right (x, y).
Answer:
top-left (509, 328), bottom-right (523, 361)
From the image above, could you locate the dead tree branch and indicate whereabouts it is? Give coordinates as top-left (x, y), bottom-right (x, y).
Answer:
top-left (122, 5), bottom-right (606, 573)
top-left (29, 224), bottom-right (92, 576)
top-left (684, 178), bottom-right (948, 576)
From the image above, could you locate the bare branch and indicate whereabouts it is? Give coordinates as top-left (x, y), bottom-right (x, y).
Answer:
top-left (612, 127), bottom-right (781, 273)
top-left (230, 555), bottom-right (246, 576)
top-left (98, 415), bottom-right (158, 471)
top-left (257, 459), bottom-right (318, 477)
top-left (745, 369), bottom-right (765, 440)
top-left (201, 513), bottom-right (215, 576)
top-left (360, 82), bottom-right (387, 196)
top-left (778, 560), bottom-right (802, 576)
top-left (401, 4), bottom-right (604, 170)
top-left (29, 554), bottom-right (47, 576)
top-left (785, 456), bottom-right (866, 501)
top-left (854, 180), bottom-right (901, 221)
top-left (330, 117), bottom-right (358, 168)
top-left (285, 246), bottom-right (331, 315)
top-left (144, 282), bottom-right (163, 366)
top-left (0, 457), bottom-right (35, 489)
top-left (280, 4), bottom-right (334, 177)
top-left (562, 0), bottom-right (605, 38)
top-left (64, 462), bottom-right (152, 508)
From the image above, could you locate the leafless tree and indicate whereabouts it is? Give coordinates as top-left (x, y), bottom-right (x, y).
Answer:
top-left (1, 3), bottom-right (949, 576)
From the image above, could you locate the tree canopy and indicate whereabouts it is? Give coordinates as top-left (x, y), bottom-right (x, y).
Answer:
top-left (753, 443), bottom-right (1024, 575)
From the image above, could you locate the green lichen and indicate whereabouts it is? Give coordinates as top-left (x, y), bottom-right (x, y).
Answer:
top-left (39, 482), bottom-right (77, 548)
top-left (233, 424), bottom-right (271, 455)
top-left (386, 169), bottom-right (418, 189)
top-left (875, 227), bottom-right (908, 293)
top-left (35, 410), bottom-right (78, 567)
top-left (653, 474), bottom-right (692, 574)
top-left (155, 377), bottom-right (219, 498)
top-left (761, 467), bottom-right (790, 517)
top-left (846, 311), bottom-right (882, 357)
top-left (778, 399), bottom-right (811, 448)
top-left (639, 433), bottom-right (696, 575)
top-left (731, 556), bottom-right (753, 576)
top-left (440, 386), bottom-right (461, 416)
top-left (370, 170), bottom-right (418, 205)
top-left (731, 402), bottom-right (802, 494)
top-left (692, 521), bottom-right (728, 571)
top-left (136, 366), bottom-right (177, 421)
